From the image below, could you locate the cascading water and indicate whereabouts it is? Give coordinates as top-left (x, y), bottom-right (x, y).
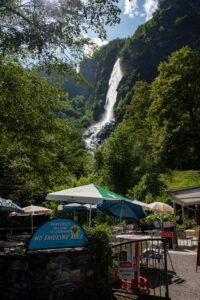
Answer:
top-left (84, 58), bottom-right (123, 150)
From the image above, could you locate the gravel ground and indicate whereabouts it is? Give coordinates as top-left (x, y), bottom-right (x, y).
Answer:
top-left (167, 249), bottom-right (200, 300)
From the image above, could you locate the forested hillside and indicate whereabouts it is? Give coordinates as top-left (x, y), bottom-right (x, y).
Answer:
top-left (63, 0), bottom-right (200, 127)
top-left (94, 46), bottom-right (200, 200)
top-left (1, 0), bottom-right (200, 207)
top-left (116, 0), bottom-right (200, 120)
top-left (89, 0), bottom-right (200, 200)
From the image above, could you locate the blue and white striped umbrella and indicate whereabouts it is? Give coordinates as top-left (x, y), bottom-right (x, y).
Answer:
top-left (0, 196), bottom-right (24, 213)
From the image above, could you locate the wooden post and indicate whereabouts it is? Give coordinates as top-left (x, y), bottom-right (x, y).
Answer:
top-left (173, 201), bottom-right (176, 224)
top-left (182, 205), bottom-right (185, 231)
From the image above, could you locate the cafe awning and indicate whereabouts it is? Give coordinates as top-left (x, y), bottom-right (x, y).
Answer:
top-left (167, 186), bottom-right (200, 207)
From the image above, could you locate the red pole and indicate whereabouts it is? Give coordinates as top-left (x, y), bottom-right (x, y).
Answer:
top-left (196, 228), bottom-right (200, 272)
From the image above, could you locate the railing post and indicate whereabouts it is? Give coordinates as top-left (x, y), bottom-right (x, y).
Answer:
top-left (163, 240), bottom-right (169, 299)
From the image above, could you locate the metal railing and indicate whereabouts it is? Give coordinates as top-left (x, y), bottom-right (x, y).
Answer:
top-left (111, 238), bottom-right (171, 299)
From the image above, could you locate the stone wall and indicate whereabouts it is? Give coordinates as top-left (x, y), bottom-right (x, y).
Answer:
top-left (0, 248), bottom-right (99, 300)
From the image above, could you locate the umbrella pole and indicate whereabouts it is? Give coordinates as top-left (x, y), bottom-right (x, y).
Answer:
top-left (120, 200), bottom-right (123, 224)
top-left (161, 213), bottom-right (164, 231)
top-left (31, 214), bottom-right (33, 234)
top-left (182, 205), bottom-right (185, 231)
top-left (173, 201), bottom-right (176, 226)
top-left (89, 205), bottom-right (91, 228)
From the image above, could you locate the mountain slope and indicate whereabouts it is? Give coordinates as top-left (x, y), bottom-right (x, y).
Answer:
top-left (116, 0), bottom-right (200, 120)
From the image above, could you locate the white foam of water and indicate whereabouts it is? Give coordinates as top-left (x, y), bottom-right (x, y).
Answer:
top-left (84, 58), bottom-right (123, 150)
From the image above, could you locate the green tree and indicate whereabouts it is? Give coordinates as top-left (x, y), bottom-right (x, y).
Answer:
top-left (94, 81), bottom-right (154, 196)
top-left (0, 57), bottom-right (88, 205)
top-left (127, 173), bottom-right (166, 202)
top-left (92, 99), bottom-right (104, 120)
top-left (94, 124), bottom-right (141, 195)
top-left (148, 46), bottom-right (200, 170)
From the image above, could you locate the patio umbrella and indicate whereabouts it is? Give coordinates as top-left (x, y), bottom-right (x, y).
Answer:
top-left (10, 205), bottom-right (52, 233)
top-left (61, 203), bottom-right (88, 213)
top-left (84, 204), bottom-right (98, 226)
top-left (132, 199), bottom-right (150, 209)
top-left (46, 184), bottom-right (128, 205)
top-left (0, 196), bottom-right (24, 214)
top-left (58, 203), bottom-right (98, 226)
top-left (60, 203), bottom-right (98, 213)
top-left (46, 184), bottom-right (133, 226)
top-left (61, 203), bottom-right (87, 222)
top-left (97, 199), bottom-right (146, 222)
top-left (145, 202), bottom-right (174, 230)
top-left (46, 184), bottom-right (149, 225)
top-left (84, 204), bottom-right (98, 212)
top-left (146, 202), bottom-right (174, 215)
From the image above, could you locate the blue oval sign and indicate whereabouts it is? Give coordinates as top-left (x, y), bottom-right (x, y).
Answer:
top-left (28, 218), bottom-right (87, 250)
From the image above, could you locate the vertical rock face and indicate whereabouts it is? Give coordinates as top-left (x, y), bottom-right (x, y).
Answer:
top-left (0, 249), bottom-right (100, 300)
top-left (84, 58), bottom-right (123, 151)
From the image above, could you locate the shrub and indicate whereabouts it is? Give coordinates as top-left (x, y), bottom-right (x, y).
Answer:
top-left (84, 224), bottom-right (113, 300)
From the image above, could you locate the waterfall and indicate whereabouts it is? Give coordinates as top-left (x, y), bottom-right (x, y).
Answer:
top-left (84, 58), bottom-right (123, 150)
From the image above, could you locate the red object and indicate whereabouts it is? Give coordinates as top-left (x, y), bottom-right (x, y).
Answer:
top-left (119, 262), bottom-right (132, 268)
top-left (121, 242), bottom-right (147, 292)
top-left (196, 206), bottom-right (200, 226)
top-left (161, 232), bottom-right (173, 238)
top-left (161, 222), bottom-right (178, 250)
top-left (196, 229), bottom-right (200, 272)
top-left (122, 277), bottom-right (148, 292)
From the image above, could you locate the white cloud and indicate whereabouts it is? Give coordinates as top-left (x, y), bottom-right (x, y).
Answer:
top-left (83, 38), bottom-right (108, 57)
top-left (143, 0), bottom-right (158, 21)
top-left (124, 0), bottom-right (139, 18)
top-left (93, 38), bottom-right (108, 47)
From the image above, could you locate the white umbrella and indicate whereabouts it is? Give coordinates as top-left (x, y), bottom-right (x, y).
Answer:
top-left (145, 202), bottom-right (174, 231)
top-left (46, 184), bottom-right (128, 205)
top-left (132, 199), bottom-right (150, 209)
top-left (46, 184), bottom-right (130, 227)
top-left (10, 205), bottom-right (52, 233)
top-left (58, 203), bottom-right (98, 226)
top-left (23, 205), bottom-right (52, 215)
top-left (24, 205), bottom-right (52, 233)
top-left (146, 202), bottom-right (174, 214)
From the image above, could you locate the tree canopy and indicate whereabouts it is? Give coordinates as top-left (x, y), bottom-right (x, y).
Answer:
top-left (148, 46), bottom-right (200, 170)
top-left (94, 46), bottom-right (200, 198)
top-left (0, 57), bottom-right (89, 205)
top-left (0, 0), bottom-right (121, 71)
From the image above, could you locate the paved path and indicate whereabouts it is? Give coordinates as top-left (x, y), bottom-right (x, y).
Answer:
top-left (168, 250), bottom-right (200, 300)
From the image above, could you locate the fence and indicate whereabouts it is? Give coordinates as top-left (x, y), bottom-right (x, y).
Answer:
top-left (111, 238), bottom-right (171, 299)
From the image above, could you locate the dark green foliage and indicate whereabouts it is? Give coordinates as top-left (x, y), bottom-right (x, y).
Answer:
top-left (116, 0), bottom-right (200, 120)
top-left (94, 124), bottom-right (144, 195)
top-left (92, 99), bottom-right (104, 120)
top-left (84, 224), bottom-right (112, 299)
top-left (0, 57), bottom-right (89, 206)
top-left (1, 0), bottom-right (200, 210)
top-left (127, 173), bottom-right (167, 203)
top-left (148, 46), bottom-right (200, 171)
top-left (62, 57), bottom-right (97, 100)
top-left (94, 46), bottom-right (200, 196)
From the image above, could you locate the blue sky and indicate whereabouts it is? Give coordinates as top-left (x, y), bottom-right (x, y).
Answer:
top-left (91, 0), bottom-right (159, 46)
